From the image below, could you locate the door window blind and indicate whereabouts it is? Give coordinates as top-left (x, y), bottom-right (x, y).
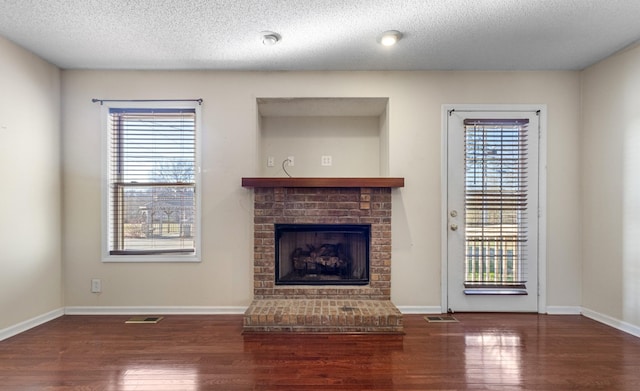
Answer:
top-left (108, 108), bottom-right (196, 255)
top-left (463, 118), bottom-right (529, 294)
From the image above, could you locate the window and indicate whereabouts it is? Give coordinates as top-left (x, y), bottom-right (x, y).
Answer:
top-left (463, 118), bottom-right (529, 289)
top-left (103, 102), bottom-right (200, 261)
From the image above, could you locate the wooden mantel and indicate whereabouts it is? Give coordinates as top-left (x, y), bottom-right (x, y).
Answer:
top-left (241, 177), bottom-right (404, 188)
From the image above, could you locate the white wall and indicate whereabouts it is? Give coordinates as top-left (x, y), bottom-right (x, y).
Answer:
top-left (61, 70), bottom-right (582, 311)
top-left (0, 37), bottom-right (62, 329)
top-left (582, 43), bottom-right (640, 327)
top-left (260, 116), bottom-right (381, 177)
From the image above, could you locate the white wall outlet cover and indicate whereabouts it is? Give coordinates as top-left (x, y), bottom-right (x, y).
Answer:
top-left (91, 279), bottom-right (102, 293)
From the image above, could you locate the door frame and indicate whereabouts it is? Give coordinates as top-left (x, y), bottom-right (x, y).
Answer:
top-left (441, 104), bottom-right (548, 313)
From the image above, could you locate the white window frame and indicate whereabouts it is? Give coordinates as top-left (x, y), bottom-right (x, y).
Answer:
top-left (101, 101), bottom-right (202, 263)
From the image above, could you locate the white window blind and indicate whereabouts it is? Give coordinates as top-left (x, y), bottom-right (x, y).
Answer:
top-left (463, 118), bottom-right (529, 293)
top-left (107, 108), bottom-right (197, 256)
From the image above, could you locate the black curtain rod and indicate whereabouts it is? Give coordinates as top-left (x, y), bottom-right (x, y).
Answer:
top-left (92, 98), bottom-right (203, 105)
top-left (449, 108), bottom-right (539, 114)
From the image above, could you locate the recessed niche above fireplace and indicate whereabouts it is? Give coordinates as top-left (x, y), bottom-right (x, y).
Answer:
top-left (257, 97), bottom-right (389, 177)
top-left (275, 224), bottom-right (370, 286)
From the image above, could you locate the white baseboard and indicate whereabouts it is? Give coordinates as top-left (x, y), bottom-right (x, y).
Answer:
top-left (64, 306), bottom-right (248, 315)
top-left (399, 306), bottom-right (584, 316)
top-left (545, 306), bottom-right (582, 315)
top-left (582, 307), bottom-right (640, 338)
top-left (67, 306), bottom-right (443, 316)
top-left (0, 308), bottom-right (64, 342)
top-left (397, 306), bottom-right (443, 314)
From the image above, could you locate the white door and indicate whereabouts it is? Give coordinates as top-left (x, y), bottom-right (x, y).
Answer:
top-left (445, 107), bottom-right (541, 312)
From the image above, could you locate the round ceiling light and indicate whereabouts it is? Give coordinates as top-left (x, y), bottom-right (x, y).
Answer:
top-left (379, 30), bottom-right (402, 46)
top-left (261, 31), bottom-right (281, 46)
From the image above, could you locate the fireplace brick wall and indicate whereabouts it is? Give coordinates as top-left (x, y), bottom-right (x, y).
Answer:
top-left (253, 187), bottom-right (392, 300)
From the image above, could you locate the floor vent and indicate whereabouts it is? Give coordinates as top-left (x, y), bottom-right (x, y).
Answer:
top-left (424, 315), bottom-right (458, 323)
top-left (125, 316), bottom-right (164, 324)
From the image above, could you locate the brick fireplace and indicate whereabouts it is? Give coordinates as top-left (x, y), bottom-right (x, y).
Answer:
top-left (242, 177), bottom-right (404, 333)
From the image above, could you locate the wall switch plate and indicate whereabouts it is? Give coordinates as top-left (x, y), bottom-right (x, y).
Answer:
top-left (91, 279), bottom-right (102, 293)
top-left (287, 156), bottom-right (294, 166)
top-left (321, 155), bottom-right (332, 166)
top-left (267, 156), bottom-right (275, 167)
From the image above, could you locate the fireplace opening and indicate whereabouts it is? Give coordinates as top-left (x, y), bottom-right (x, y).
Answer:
top-left (275, 224), bottom-right (370, 285)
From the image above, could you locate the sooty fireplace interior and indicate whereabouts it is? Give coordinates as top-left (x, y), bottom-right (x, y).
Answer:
top-left (275, 224), bottom-right (370, 285)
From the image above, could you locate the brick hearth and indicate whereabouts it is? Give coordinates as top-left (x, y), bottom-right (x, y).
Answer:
top-left (242, 179), bottom-right (403, 333)
top-left (243, 299), bottom-right (402, 333)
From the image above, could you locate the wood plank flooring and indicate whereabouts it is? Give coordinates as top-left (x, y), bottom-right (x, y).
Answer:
top-left (1, 313), bottom-right (640, 390)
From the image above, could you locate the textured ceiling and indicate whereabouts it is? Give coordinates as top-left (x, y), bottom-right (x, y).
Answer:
top-left (0, 0), bottom-right (639, 71)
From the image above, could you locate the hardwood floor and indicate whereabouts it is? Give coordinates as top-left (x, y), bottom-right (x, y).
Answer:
top-left (1, 313), bottom-right (640, 390)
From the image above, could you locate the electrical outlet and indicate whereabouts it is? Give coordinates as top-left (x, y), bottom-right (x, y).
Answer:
top-left (287, 156), bottom-right (294, 166)
top-left (321, 155), bottom-right (332, 166)
top-left (267, 156), bottom-right (275, 167)
top-left (91, 279), bottom-right (102, 293)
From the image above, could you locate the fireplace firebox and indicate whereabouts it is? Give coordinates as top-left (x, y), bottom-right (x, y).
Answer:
top-left (275, 224), bottom-right (370, 285)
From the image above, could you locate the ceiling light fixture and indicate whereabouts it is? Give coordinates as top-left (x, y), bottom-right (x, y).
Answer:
top-left (261, 31), bottom-right (281, 46)
top-left (379, 30), bottom-right (402, 46)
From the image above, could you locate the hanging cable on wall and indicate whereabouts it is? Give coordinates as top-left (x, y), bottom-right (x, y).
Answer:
top-left (282, 158), bottom-right (292, 178)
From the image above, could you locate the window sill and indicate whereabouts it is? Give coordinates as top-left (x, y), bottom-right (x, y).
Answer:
top-left (102, 254), bottom-right (201, 263)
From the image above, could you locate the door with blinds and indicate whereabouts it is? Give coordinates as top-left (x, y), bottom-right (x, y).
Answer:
top-left (445, 107), bottom-right (540, 312)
